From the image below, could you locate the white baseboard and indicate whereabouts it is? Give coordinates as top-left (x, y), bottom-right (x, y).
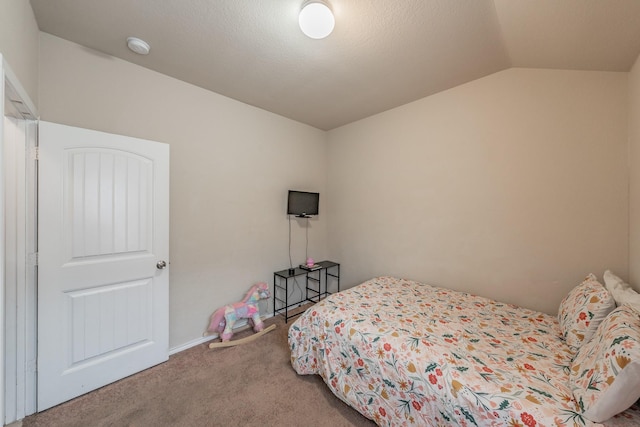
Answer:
top-left (168, 312), bottom-right (275, 355)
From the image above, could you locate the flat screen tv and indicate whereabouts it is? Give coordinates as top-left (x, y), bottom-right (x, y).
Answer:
top-left (287, 190), bottom-right (319, 218)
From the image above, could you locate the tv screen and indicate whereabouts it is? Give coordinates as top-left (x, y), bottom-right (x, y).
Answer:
top-left (287, 190), bottom-right (319, 217)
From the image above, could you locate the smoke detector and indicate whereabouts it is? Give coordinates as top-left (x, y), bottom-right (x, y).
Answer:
top-left (127, 37), bottom-right (150, 55)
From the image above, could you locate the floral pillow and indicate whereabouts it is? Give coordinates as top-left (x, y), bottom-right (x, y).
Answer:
top-left (569, 304), bottom-right (640, 422)
top-left (558, 274), bottom-right (616, 352)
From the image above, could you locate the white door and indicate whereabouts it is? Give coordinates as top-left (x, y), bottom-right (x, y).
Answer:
top-left (37, 121), bottom-right (170, 410)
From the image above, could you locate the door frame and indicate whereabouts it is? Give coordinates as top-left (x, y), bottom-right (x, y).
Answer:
top-left (1, 55), bottom-right (38, 425)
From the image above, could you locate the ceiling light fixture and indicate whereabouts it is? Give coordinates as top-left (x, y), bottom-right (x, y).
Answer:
top-left (299, 1), bottom-right (335, 39)
top-left (127, 37), bottom-right (151, 55)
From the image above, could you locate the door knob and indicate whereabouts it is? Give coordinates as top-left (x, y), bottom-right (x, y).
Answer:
top-left (156, 260), bottom-right (167, 270)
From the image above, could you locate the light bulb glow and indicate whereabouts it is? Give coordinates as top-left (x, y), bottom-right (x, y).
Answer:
top-left (299, 2), bottom-right (335, 39)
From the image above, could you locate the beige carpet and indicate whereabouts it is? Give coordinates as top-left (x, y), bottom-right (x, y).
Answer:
top-left (23, 312), bottom-right (375, 427)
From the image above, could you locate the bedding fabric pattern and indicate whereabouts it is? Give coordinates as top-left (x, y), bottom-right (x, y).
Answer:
top-left (569, 304), bottom-right (640, 422)
top-left (288, 277), bottom-right (640, 427)
top-left (558, 274), bottom-right (616, 354)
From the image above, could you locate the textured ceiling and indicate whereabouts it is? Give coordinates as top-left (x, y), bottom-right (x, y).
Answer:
top-left (29, 0), bottom-right (640, 130)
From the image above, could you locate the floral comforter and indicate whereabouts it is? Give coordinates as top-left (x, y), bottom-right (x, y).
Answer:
top-left (288, 277), bottom-right (640, 426)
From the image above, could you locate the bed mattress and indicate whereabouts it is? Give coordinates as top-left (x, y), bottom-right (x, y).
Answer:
top-left (288, 276), bottom-right (640, 426)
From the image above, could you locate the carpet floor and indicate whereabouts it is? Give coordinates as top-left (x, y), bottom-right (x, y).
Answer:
top-left (23, 311), bottom-right (375, 427)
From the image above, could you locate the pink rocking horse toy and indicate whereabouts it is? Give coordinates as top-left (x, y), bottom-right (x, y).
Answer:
top-left (207, 282), bottom-right (271, 344)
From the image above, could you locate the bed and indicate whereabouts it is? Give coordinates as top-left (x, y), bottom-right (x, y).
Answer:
top-left (288, 276), bottom-right (640, 426)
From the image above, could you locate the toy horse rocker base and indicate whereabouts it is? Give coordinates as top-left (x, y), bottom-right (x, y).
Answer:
top-left (207, 282), bottom-right (275, 349)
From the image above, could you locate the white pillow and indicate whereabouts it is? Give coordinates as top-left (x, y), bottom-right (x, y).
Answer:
top-left (604, 270), bottom-right (631, 293)
top-left (603, 270), bottom-right (640, 312)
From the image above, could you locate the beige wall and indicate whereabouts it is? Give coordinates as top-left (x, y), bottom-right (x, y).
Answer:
top-left (32, 30), bottom-right (637, 343)
top-left (327, 68), bottom-right (628, 315)
top-left (38, 33), bottom-right (328, 348)
top-left (629, 54), bottom-right (640, 288)
top-left (0, 0), bottom-right (39, 106)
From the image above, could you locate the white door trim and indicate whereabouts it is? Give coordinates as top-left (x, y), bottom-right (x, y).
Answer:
top-left (1, 55), bottom-right (38, 425)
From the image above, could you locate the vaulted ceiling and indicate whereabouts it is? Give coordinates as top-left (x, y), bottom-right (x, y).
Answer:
top-left (30, 0), bottom-right (640, 130)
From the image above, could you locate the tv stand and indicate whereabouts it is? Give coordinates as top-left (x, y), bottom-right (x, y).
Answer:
top-left (273, 260), bottom-right (340, 323)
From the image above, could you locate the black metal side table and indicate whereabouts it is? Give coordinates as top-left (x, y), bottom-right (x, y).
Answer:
top-left (273, 260), bottom-right (340, 323)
